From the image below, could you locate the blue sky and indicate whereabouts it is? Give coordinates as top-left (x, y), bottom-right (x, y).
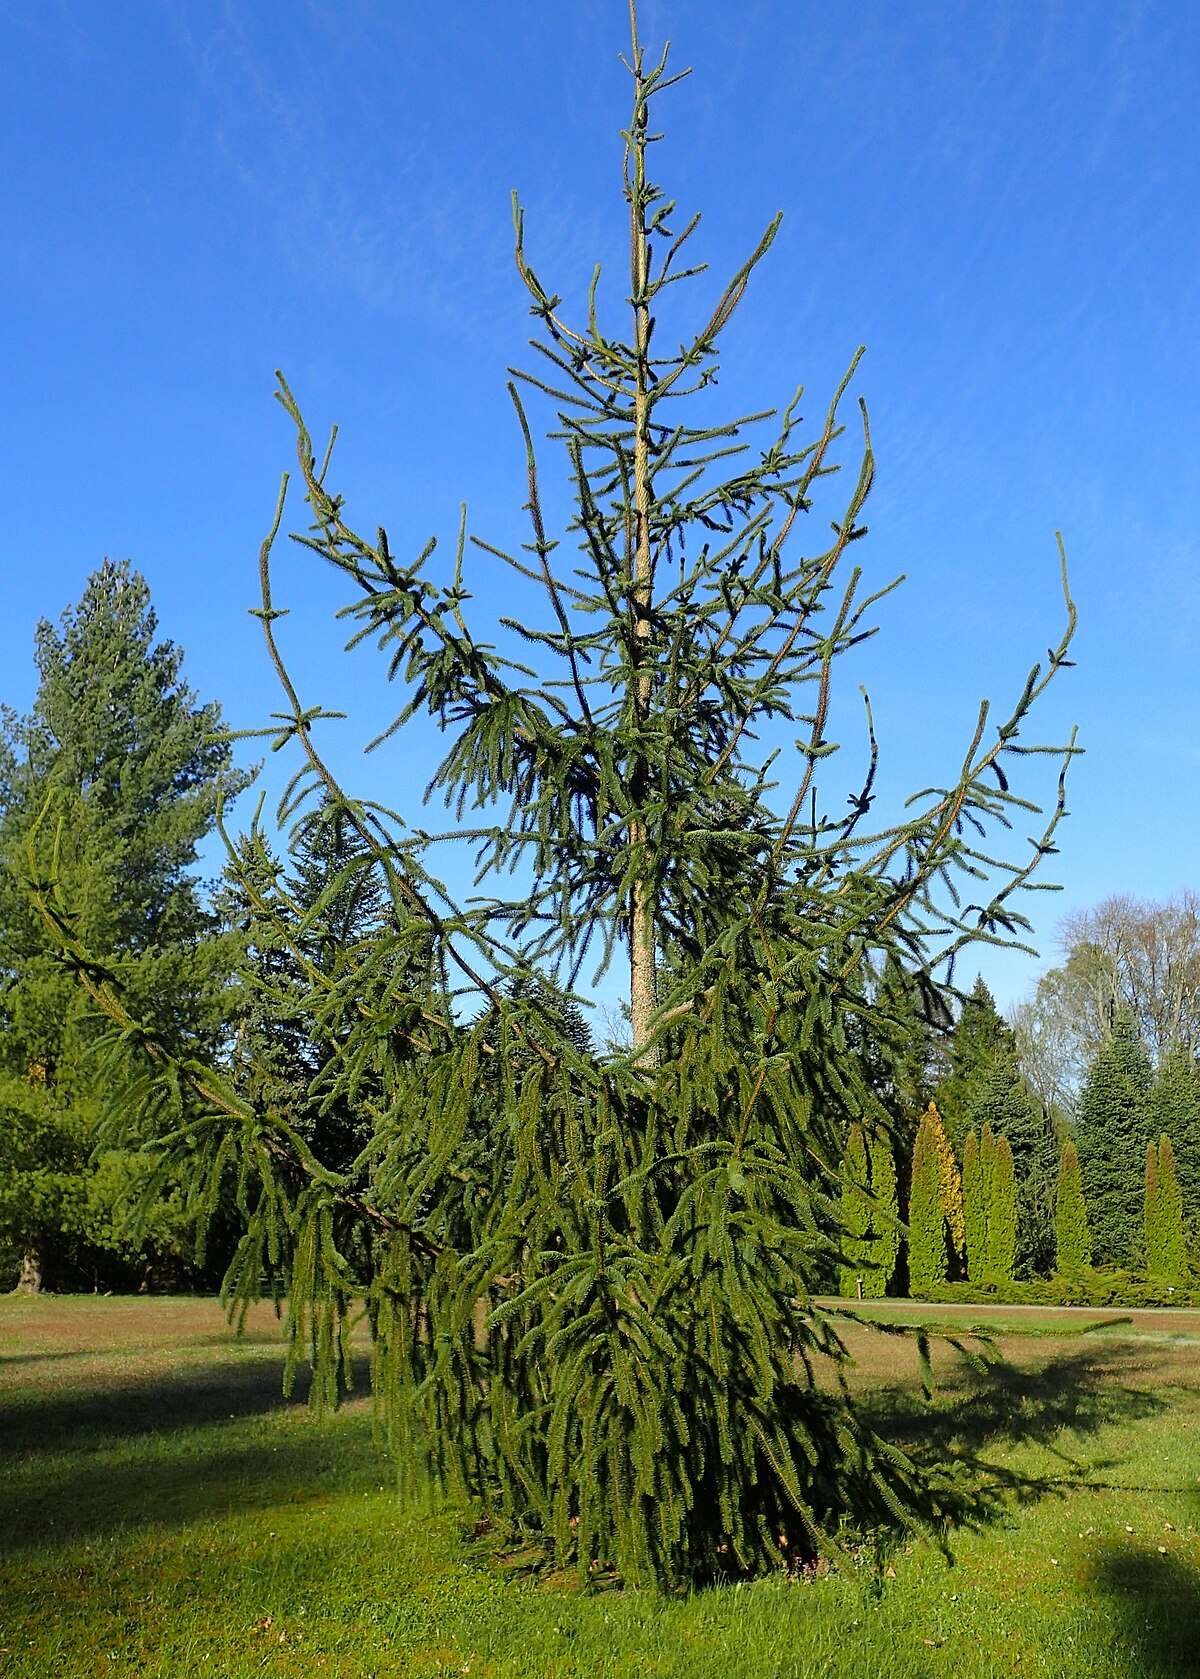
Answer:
top-left (2, 0), bottom-right (1197, 1010)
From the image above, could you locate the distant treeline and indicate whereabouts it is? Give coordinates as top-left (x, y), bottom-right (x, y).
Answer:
top-left (2, 563), bottom-right (1197, 1301)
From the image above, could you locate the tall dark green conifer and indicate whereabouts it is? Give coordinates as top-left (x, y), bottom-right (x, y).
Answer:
top-left (936, 978), bottom-right (1012, 1152)
top-left (1074, 1014), bottom-right (1153, 1268)
top-left (1147, 1046), bottom-right (1200, 1231)
top-left (27, 11), bottom-right (1078, 1584)
top-left (0, 560), bottom-right (247, 1290)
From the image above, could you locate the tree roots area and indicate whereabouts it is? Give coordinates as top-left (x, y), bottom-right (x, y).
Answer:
top-left (3, 1297), bottom-right (1200, 1677)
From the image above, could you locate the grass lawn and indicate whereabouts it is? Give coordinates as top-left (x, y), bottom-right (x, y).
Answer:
top-left (2, 1295), bottom-right (1199, 1678)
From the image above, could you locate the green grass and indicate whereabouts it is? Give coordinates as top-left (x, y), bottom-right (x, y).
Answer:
top-left (3, 1296), bottom-right (1200, 1677)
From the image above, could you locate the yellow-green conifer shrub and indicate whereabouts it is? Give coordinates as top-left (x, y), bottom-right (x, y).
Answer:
top-left (840, 1126), bottom-right (900, 1298)
top-left (985, 1130), bottom-right (1018, 1281)
top-left (868, 1128), bottom-right (901, 1298)
top-left (908, 1107), bottom-right (948, 1297)
top-left (961, 1128), bottom-right (987, 1280)
top-left (928, 1102), bottom-right (965, 1270)
top-left (1147, 1134), bottom-right (1188, 1282)
top-left (839, 1125), bottom-right (873, 1297)
top-left (1054, 1139), bottom-right (1092, 1273)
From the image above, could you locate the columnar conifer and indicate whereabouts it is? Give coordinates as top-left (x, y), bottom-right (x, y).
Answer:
top-left (839, 1124), bottom-right (899, 1298)
top-left (1148, 1047), bottom-right (1200, 1229)
top-left (961, 1129), bottom-right (987, 1279)
top-left (869, 1127), bottom-right (901, 1298)
top-left (1145, 1135), bottom-right (1187, 1282)
top-left (984, 1131), bottom-right (1018, 1282)
top-left (927, 1102), bottom-right (965, 1270)
top-left (1054, 1139), bottom-right (1092, 1273)
top-left (908, 1107), bottom-right (949, 1297)
top-left (839, 1125), bottom-right (873, 1297)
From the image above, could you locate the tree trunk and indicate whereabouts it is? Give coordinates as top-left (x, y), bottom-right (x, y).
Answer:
top-left (17, 1247), bottom-right (43, 1295)
top-left (627, 39), bottom-right (658, 1065)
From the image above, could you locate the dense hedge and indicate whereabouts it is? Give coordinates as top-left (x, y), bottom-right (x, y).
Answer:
top-left (923, 1271), bottom-right (1200, 1309)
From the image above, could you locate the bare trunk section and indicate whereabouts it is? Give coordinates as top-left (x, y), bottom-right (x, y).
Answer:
top-left (627, 17), bottom-right (658, 1065)
top-left (17, 1247), bottom-right (43, 1295)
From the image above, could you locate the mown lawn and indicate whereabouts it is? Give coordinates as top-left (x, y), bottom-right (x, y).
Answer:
top-left (2, 1295), bottom-right (1199, 1678)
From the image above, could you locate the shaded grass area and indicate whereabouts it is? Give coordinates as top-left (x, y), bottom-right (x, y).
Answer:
top-left (3, 1296), bottom-right (1200, 1676)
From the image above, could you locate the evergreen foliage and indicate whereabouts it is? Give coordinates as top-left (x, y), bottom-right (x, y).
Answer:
top-left (839, 1124), bottom-right (872, 1297)
top-left (1145, 1135), bottom-right (1187, 1283)
top-left (961, 1123), bottom-right (1017, 1283)
top-left (1054, 1139), bottom-right (1092, 1273)
top-left (25, 11), bottom-right (1078, 1585)
top-left (983, 1130), bottom-right (1018, 1283)
top-left (869, 1126), bottom-right (901, 1298)
top-left (937, 975), bottom-right (1055, 1276)
top-left (1074, 1014), bottom-right (1153, 1268)
top-left (961, 1129), bottom-right (987, 1280)
top-left (908, 1106), bottom-right (949, 1297)
top-left (936, 978), bottom-right (1012, 1152)
top-left (0, 560), bottom-right (247, 1290)
top-left (929, 1102), bottom-right (965, 1269)
top-left (1147, 1046), bottom-right (1200, 1230)
top-left (973, 1057), bottom-right (1058, 1277)
top-left (838, 1123), bottom-right (899, 1299)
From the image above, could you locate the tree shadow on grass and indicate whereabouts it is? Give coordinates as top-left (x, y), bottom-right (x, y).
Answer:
top-left (854, 1341), bottom-right (1188, 1538)
top-left (1089, 1501), bottom-right (1200, 1678)
top-left (0, 1349), bottom-right (102, 1367)
top-left (863, 1341), bottom-right (1173, 1459)
top-left (0, 1354), bottom-right (382, 1556)
top-left (0, 1350), bottom-right (373, 1458)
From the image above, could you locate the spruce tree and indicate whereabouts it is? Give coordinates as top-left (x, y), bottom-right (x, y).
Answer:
top-left (0, 560), bottom-right (247, 1290)
top-left (937, 978), bottom-right (1011, 1151)
top-left (26, 10), bottom-right (1078, 1583)
top-left (1054, 1139), bottom-right (1092, 1273)
top-left (1074, 1013), bottom-right (1153, 1267)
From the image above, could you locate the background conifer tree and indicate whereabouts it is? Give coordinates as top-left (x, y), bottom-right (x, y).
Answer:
top-left (1145, 1135), bottom-right (1187, 1282)
top-left (983, 1130), bottom-right (1018, 1283)
top-left (972, 1057), bottom-right (1058, 1277)
top-left (1147, 1046), bottom-right (1200, 1232)
top-left (839, 1123), bottom-right (899, 1298)
top-left (961, 1128), bottom-right (987, 1280)
top-left (936, 975), bottom-right (1055, 1276)
top-left (1054, 1139), bottom-right (1092, 1273)
top-left (868, 1127), bottom-right (901, 1298)
top-left (932, 1103), bottom-right (965, 1272)
top-left (1074, 1013), bottom-right (1153, 1267)
top-left (839, 1124), bottom-right (873, 1298)
top-left (908, 1106), bottom-right (949, 1297)
top-left (27, 9), bottom-right (1078, 1584)
top-left (0, 560), bottom-right (247, 1291)
top-left (936, 978), bottom-right (1012, 1151)
top-left (1144, 1138), bottom-right (1162, 1277)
